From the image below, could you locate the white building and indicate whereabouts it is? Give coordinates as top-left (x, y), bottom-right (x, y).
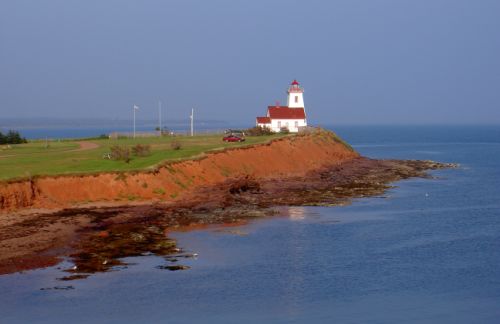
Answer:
top-left (256, 80), bottom-right (307, 133)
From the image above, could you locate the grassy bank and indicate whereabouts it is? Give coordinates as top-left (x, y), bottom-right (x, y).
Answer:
top-left (0, 134), bottom-right (284, 181)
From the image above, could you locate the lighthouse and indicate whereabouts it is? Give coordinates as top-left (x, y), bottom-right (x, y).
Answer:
top-left (255, 80), bottom-right (308, 133)
top-left (287, 79), bottom-right (305, 109)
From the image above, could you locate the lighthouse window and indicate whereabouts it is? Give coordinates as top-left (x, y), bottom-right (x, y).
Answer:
top-left (295, 121), bottom-right (299, 128)
top-left (295, 96), bottom-right (298, 103)
top-left (278, 121), bottom-right (281, 128)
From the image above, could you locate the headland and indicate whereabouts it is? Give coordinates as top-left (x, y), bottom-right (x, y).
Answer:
top-left (0, 129), bottom-right (455, 277)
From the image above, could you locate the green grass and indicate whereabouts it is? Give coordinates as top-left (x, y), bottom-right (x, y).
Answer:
top-left (0, 134), bottom-right (285, 181)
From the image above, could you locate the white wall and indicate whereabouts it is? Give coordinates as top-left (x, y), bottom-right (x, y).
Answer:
top-left (287, 91), bottom-right (305, 108)
top-left (270, 119), bottom-right (307, 133)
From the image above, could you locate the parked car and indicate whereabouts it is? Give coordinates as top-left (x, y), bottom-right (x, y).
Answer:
top-left (223, 135), bottom-right (245, 142)
top-left (224, 129), bottom-right (246, 137)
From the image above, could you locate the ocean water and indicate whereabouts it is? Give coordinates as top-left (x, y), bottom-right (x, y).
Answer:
top-left (1, 125), bottom-right (499, 323)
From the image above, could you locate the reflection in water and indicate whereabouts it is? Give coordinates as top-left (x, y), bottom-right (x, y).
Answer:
top-left (283, 206), bottom-right (308, 318)
top-left (288, 206), bottom-right (307, 221)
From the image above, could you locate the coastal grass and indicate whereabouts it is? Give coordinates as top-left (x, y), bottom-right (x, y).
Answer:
top-left (0, 134), bottom-right (284, 181)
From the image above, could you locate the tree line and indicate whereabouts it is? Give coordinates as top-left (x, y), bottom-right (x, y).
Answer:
top-left (0, 130), bottom-right (27, 144)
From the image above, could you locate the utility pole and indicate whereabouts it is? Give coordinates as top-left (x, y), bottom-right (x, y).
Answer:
top-left (158, 100), bottom-right (162, 136)
top-left (133, 104), bottom-right (139, 138)
top-left (190, 108), bottom-right (194, 136)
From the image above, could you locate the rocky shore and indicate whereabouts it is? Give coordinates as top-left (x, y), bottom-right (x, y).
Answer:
top-left (0, 130), bottom-right (456, 277)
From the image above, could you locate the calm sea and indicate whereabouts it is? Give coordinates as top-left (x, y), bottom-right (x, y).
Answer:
top-left (1, 125), bottom-right (499, 323)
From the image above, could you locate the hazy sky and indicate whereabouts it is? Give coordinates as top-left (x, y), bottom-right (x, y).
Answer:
top-left (1, 0), bottom-right (499, 125)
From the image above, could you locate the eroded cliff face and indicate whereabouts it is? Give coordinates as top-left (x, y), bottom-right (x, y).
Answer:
top-left (0, 132), bottom-right (359, 212)
top-left (0, 181), bottom-right (38, 210)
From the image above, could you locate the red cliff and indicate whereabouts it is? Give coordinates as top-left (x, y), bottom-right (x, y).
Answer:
top-left (0, 131), bottom-right (359, 212)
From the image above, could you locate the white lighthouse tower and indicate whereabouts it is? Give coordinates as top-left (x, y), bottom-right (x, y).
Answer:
top-left (287, 79), bottom-right (305, 108)
top-left (256, 79), bottom-right (307, 133)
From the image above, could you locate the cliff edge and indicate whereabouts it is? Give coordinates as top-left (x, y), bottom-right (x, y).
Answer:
top-left (0, 130), bottom-right (358, 212)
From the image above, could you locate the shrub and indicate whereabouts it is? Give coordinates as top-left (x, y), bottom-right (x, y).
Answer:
top-left (110, 145), bottom-right (131, 163)
top-left (245, 126), bottom-right (274, 136)
top-left (280, 127), bottom-right (290, 134)
top-left (0, 130), bottom-right (27, 144)
top-left (132, 144), bottom-right (151, 157)
top-left (153, 188), bottom-right (166, 195)
top-left (170, 140), bottom-right (182, 150)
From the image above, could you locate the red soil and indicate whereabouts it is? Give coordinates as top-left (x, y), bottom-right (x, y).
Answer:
top-left (72, 141), bottom-right (100, 151)
top-left (0, 133), bottom-right (358, 212)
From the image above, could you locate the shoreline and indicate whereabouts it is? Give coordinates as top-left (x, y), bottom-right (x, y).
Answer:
top-left (0, 130), bottom-right (457, 277)
top-left (0, 156), bottom-right (456, 277)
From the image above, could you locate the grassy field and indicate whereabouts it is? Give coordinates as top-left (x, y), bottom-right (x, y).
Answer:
top-left (0, 134), bottom-right (285, 181)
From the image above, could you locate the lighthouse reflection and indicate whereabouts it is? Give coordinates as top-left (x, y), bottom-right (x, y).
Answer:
top-left (287, 206), bottom-right (307, 220)
top-left (281, 205), bottom-right (309, 318)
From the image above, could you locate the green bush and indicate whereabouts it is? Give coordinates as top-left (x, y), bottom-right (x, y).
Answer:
top-left (245, 126), bottom-right (274, 136)
top-left (110, 145), bottom-right (131, 163)
top-left (170, 141), bottom-right (182, 150)
top-left (132, 144), bottom-right (151, 157)
top-left (280, 127), bottom-right (290, 134)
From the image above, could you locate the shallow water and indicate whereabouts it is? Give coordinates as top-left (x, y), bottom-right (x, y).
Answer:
top-left (1, 125), bottom-right (499, 323)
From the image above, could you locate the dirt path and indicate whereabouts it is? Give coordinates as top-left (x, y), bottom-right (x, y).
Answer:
top-left (72, 141), bottom-right (99, 152)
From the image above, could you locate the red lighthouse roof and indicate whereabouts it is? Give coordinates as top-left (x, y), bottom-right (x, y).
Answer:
top-left (288, 79), bottom-right (303, 93)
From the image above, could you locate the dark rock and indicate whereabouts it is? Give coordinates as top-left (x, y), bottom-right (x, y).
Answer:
top-left (40, 285), bottom-right (75, 290)
top-left (156, 265), bottom-right (190, 271)
top-left (57, 274), bottom-right (90, 281)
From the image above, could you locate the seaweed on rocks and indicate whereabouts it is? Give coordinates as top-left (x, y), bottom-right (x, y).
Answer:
top-left (0, 158), bottom-right (457, 278)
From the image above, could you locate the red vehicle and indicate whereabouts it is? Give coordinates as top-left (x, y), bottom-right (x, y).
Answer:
top-left (223, 135), bottom-right (245, 142)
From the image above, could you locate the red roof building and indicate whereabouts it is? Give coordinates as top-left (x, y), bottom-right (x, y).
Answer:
top-left (256, 116), bottom-right (271, 124)
top-left (256, 80), bottom-right (307, 133)
top-left (267, 106), bottom-right (306, 119)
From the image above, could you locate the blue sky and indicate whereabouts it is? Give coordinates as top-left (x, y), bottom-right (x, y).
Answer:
top-left (1, 0), bottom-right (499, 125)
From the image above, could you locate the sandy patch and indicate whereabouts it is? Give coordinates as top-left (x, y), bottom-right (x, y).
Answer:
top-left (72, 141), bottom-right (99, 151)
